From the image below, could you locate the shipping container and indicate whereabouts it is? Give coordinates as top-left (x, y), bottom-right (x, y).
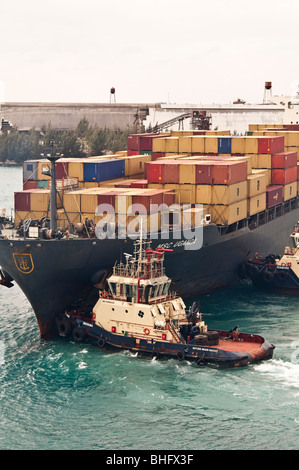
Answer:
top-left (147, 162), bottom-right (164, 183)
top-left (127, 150), bottom-right (140, 156)
top-left (212, 181), bottom-right (247, 205)
top-left (131, 190), bottom-right (164, 214)
top-left (247, 172), bottom-right (267, 197)
top-left (271, 152), bottom-right (297, 169)
top-left (229, 155), bottom-right (252, 174)
top-left (191, 136), bottom-right (205, 154)
top-left (271, 166), bottom-right (297, 185)
top-left (131, 180), bottom-right (148, 188)
top-left (176, 185), bottom-right (196, 204)
top-left (165, 137), bottom-right (179, 154)
top-left (266, 185), bottom-right (283, 208)
top-left (251, 154), bottom-right (272, 169)
top-left (37, 180), bottom-right (48, 189)
top-left (152, 138), bottom-right (167, 153)
top-left (258, 136), bottom-right (284, 154)
top-left (211, 199), bottom-right (247, 225)
top-left (14, 191), bottom-right (31, 211)
top-left (248, 193), bottom-right (266, 216)
top-left (195, 185), bottom-right (212, 204)
top-left (37, 160), bottom-right (51, 181)
top-left (283, 181), bottom-right (297, 201)
top-left (195, 163), bottom-right (213, 184)
top-left (23, 160), bottom-right (39, 181)
top-left (163, 161), bottom-right (180, 184)
top-left (179, 162), bottom-right (196, 184)
top-left (244, 136), bottom-right (259, 154)
top-left (83, 159), bottom-right (125, 182)
top-left (179, 136), bottom-right (192, 154)
top-left (204, 136), bottom-right (218, 154)
top-left (55, 160), bottom-right (69, 180)
top-left (124, 154), bottom-right (151, 177)
top-left (211, 161), bottom-right (247, 185)
top-left (218, 137), bottom-right (231, 154)
top-left (231, 137), bottom-right (245, 154)
top-left (23, 180), bottom-right (38, 190)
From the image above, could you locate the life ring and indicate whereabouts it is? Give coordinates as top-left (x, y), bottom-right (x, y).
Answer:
top-left (281, 263), bottom-right (286, 266)
top-left (144, 328), bottom-right (150, 335)
top-left (287, 262), bottom-right (292, 267)
top-left (102, 290), bottom-right (108, 298)
top-left (97, 337), bottom-right (106, 348)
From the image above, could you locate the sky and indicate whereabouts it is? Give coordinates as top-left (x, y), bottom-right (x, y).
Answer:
top-left (1, 0), bottom-right (299, 105)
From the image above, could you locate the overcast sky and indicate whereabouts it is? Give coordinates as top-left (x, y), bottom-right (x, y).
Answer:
top-left (1, 0), bottom-right (299, 105)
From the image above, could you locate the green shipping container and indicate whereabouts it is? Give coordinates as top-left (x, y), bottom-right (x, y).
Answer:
top-left (38, 180), bottom-right (48, 188)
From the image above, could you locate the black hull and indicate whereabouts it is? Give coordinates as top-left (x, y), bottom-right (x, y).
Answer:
top-left (1, 203), bottom-right (299, 338)
top-left (245, 259), bottom-right (299, 293)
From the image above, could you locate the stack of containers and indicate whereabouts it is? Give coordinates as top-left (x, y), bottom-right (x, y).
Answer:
top-left (271, 152), bottom-right (297, 201)
top-left (14, 188), bottom-right (63, 226)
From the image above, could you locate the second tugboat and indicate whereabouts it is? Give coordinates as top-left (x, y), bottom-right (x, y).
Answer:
top-left (57, 237), bottom-right (274, 368)
top-left (243, 223), bottom-right (299, 293)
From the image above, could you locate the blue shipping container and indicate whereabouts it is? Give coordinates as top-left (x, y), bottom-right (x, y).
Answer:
top-left (83, 159), bottom-right (125, 182)
top-left (218, 137), bottom-right (231, 154)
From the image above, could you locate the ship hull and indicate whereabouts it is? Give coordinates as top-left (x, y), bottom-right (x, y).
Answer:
top-left (66, 319), bottom-right (274, 368)
top-left (1, 205), bottom-right (299, 338)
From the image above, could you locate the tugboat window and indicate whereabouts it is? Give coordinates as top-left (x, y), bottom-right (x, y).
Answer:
top-left (110, 282), bottom-right (116, 295)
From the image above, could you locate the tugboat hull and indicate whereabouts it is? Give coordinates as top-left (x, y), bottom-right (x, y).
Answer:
top-left (60, 317), bottom-right (274, 368)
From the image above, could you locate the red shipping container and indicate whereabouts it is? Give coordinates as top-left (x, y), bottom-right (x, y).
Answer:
top-left (266, 185), bottom-right (283, 208)
top-left (132, 190), bottom-right (164, 214)
top-left (163, 161), bottom-right (180, 184)
top-left (131, 179), bottom-right (148, 188)
top-left (258, 136), bottom-right (284, 154)
top-left (139, 134), bottom-right (158, 151)
top-left (127, 150), bottom-right (140, 156)
top-left (146, 162), bottom-right (164, 183)
top-left (55, 161), bottom-right (69, 180)
top-left (163, 191), bottom-right (176, 206)
top-left (195, 163), bottom-right (213, 184)
top-left (15, 191), bottom-right (31, 211)
top-left (23, 180), bottom-right (38, 190)
top-left (271, 152), bottom-right (297, 169)
top-left (271, 166), bottom-right (297, 185)
top-left (127, 134), bottom-right (141, 151)
top-left (211, 161), bottom-right (247, 185)
top-left (152, 152), bottom-right (165, 161)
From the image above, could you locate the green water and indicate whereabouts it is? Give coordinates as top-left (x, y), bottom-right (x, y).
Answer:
top-left (0, 166), bottom-right (298, 450)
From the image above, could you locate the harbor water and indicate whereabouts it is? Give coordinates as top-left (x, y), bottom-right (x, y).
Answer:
top-left (0, 166), bottom-right (299, 450)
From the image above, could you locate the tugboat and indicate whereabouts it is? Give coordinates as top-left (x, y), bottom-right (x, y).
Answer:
top-left (243, 223), bottom-right (299, 293)
top-left (57, 237), bottom-right (275, 367)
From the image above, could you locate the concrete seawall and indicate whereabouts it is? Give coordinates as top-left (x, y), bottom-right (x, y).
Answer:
top-left (1, 101), bottom-right (284, 134)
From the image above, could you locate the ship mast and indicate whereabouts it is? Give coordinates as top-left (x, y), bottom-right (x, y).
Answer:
top-left (41, 140), bottom-right (62, 231)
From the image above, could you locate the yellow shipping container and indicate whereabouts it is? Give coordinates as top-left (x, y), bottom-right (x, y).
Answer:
top-left (63, 189), bottom-right (86, 213)
top-left (204, 136), bottom-right (218, 154)
top-left (251, 154), bottom-right (272, 169)
top-left (126, 213), bottom-right (161, 234)
top-left (68, 159), bottom-right (86, 181)
top-left (211, 199), bottom-right (247, 225)
top-left (178, 136), bottom-right (192, 154)
top-left (191, 136), bottom-right (205, 153)
top-left (251, 169), bottom-right (270, 186)
top-left (165, 137), bottom-right (179, 154)
top-left (152, 137), bottom-right (167, 153)
top-left (244, 136), bottom-right (259, 154)
top-left (171, 130), bottom-right (193, 137)
top-left (179, 163), bottom-right (196, 184)
top-left (212, 181), bottom-right (247, 205)
top-left (195, 185), bottom-right (212, 204)
top-left (247, 172), bottom-right (267, 197)
top-left (231, 137), bottom-right (245, 154)
top-left (248, 193), bottom-right (266, 216)
top-left (283, 181), bottom-right (297, 201)
top-left (285, 146), bottom-right (299, 160)
top-left (181, 207), bottom-right (209, 229)
top-left (37, 160), bottom-right (51, 181)
top-left (176, 185), bottom-right (196, 204)
top-left (124, 154), bottom-right (151, 176)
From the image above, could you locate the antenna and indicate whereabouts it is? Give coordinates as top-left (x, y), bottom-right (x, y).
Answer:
top-left (110, 87), bottom-right (116, 103)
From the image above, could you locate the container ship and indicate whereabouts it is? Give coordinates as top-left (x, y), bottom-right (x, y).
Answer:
top-left (1, 124), bottom-right (299, 338)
